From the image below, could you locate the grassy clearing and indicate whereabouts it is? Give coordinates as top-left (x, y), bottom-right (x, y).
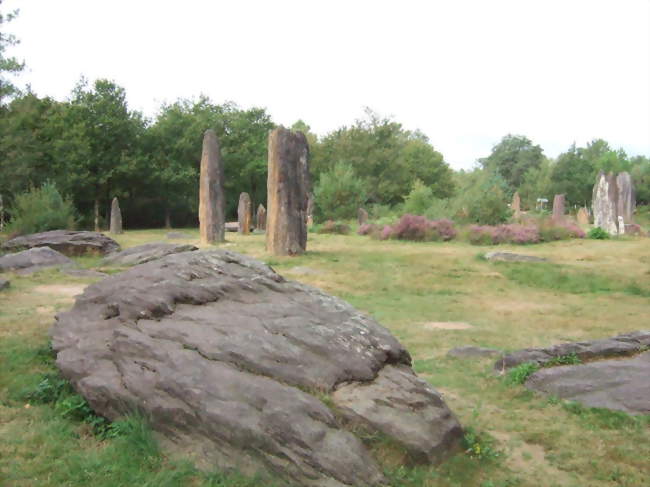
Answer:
top-left (1, 229), bottom-right (649, 486)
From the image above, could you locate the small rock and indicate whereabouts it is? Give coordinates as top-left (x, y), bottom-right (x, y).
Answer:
top-left (0, 247), bottom-right (74, 274)
top-left (447, 346), bottom-right (500, 359)
top-left (484, 251), bottom-right (547, 263)
top-left (0, 277), bottom-right (9, 291)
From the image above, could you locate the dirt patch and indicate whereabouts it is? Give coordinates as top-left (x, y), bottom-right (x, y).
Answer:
top-left (33, 284), bottom-right (86, 298)
top-left (423, 321), bottom-right (473, 330)
top-left (491, 430), bottom-right (574, 484)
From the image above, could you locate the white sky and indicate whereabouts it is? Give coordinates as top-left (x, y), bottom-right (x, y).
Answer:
top-left (4, 0), bottom-right (650, 169)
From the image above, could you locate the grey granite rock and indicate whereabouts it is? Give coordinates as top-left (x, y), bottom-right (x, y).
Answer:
top-left (2, 230), bottom-right (120, 256)
top-left (484, 251), bottom-right (547, 263)
top-left (0, 246), bottom-right (74, 274)
top-left (52, 250), bottom-right (462, 486)
top-left (102, 242), bottom-right (197, 266)
top-left (0, 277), bottom-right (9, 291)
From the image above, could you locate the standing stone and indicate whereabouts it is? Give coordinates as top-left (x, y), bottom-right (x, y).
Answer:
top-left (616, 172), bottom-right (635, 223)
top-left (576, 207), bottom-right (590, 226)
top-left (551, 194), bottom-right (565, 223)
top-left (592, 171), bottom-right (619, 235)
top-left (199, 129), bottom-right (225, 244)
top-left (306, 193), bottom-right (314, 227)
top-left (511, 191), bottom-right (521, 218)
top-left (237, 192), bottom-right (252, 234)
top-left (357, 208), bottom-right (369, 226)
top-left (109, 197), bottom-right (123, 235)
top-left (256, 204), bottom-right (266, 231)
top-left (266, 127), bottom-right (310, 256)
top-left (618, 216), bottom-right (625, 235)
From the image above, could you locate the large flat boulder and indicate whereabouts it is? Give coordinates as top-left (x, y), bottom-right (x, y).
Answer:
top-left (101, 242), bottom-right (198, 266)
top-left (525, 352), bottom-right (650, 415)
top-left (484, 251), bottom-right (547, 263)
top-left (51, 250), bottom-right (462, 486)
top-left (494, 331), bottom-right (650, 371)
top-left (2, 230), bottom-right (120, 256)
top-left (0, 247), bottom-right (74, 274)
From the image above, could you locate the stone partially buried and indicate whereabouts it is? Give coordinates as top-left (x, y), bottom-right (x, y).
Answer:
top-left (52, 250), bottom-right (462, 486)
top-left (1, 230), bottom-right (120, 256)
top-left (0, 246), bottom-right (75, 274)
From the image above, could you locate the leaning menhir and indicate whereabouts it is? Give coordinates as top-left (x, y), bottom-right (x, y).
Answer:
top-left (51, 250), bottom-right (463, 486)
top-left (199, 129), bottom-right (226, 244)
top-left (266, 127), bottom-right (310, 255)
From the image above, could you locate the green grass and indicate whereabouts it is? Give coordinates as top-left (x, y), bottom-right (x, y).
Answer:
top-left (1, 229), bottom-right (650, 486)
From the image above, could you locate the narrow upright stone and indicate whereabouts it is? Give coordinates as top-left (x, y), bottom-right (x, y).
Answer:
top-left (256, 204), bottom-right (266, 231)
top-left (511, 191), bottom-right (521, 218)
top-left (616, 172), bottom-right (635, 223)
top-left (266, 127), bottom-right (310, 256)
top-left (592, 171), bottom-right (619, 235)
top-left (109, 197), bottom-right (123, 235)
top-left (552, 194), bottom-right (565, 223)
top-left (238, 192), bottom-right (252, 234)
top-left (576, 207), bottom-right (590, 226)
top-left (199, 129), bottom-right (225, 244)
top-left (357, 208), bottom-right (369, 226)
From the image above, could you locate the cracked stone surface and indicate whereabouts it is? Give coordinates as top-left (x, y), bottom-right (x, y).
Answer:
top-left (101, 242), bottom-right (197, 266)
top-left (51, 250), bottom-right (462, 486)
top-left (2, 230), bottom-right (120, 256)
top-left (0, 246), bottom-right (74, 274)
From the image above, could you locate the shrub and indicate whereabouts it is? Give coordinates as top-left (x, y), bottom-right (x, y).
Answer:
top-left (6, 182), bottom-right (76, 235)
top-left (317, 220), bottom-right (351, 235)
top-left (313, 162), bottom-right (367, 222)
top-left (588, 227), bottom-right (610, 239)
top-left (383, 214), bottom-right (457, 242)
top-left (357, 223), bottom-right (380, 236)
top-left (403, 179), bottom-right (434, 216)
top-left (505, 362), bottom-right (539, 385)
top-left (468, 224), bottom-right (540, 245)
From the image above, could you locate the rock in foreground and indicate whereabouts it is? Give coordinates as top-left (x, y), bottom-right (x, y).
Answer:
top-left (0, 247), bottom-right (74, 274)
top-left (526, 352), bottom-right (650, 415)
top-left (2, 230), bottom-right (120, 256)
top-left (102, 242), bottom-right (198, 266)
top-left (52, 250), bottom-right (462, 486)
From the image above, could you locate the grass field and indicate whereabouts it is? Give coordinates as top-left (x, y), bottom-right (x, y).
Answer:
top-left (1, 228), bottom-right (649, 487)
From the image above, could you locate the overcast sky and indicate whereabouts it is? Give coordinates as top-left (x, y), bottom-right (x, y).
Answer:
top-left (5, 0), bottom-right (650, 169)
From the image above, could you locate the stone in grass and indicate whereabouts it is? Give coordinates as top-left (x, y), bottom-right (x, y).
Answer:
top-left (0, 277), bottom-right (9, 291)
top-left (525, 351), bottom-right (650, 415)
top-left (0, 247), bottom-right (74, 274)
top-left (52, 250), bottom-right (463, 487)
top-left (102, 242), bottom-right (198, 266)
top-left (484, 251), bottom-right (547, 263)
top-left (2, 230), bottom-right (120, 256)
top-left (447, 346), bottom-right (500, 359)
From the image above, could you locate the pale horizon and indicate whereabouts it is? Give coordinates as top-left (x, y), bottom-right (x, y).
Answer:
top-left (4, 0), bottom-right (650, 169)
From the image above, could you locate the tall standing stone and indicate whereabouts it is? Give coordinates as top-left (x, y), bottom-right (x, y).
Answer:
top-left (256, 204), bottom-right (266, 231)
top-left (616, 172), bottom-right (635, 223)
top-left (237, 192), bottom-right (252, 234)
top-left (199, 129), bottom-right (225, 244)
top-left (592, 171), bottom-right (619, 235)
top-left (306, 192), bottom-right (314, 227)
top-left (357, 208), bottom-right (369, 226)
top-left (576, 207), bottom-right (590, 226)
top-left (266, 127), bottom-right (310, 256)
top-left (552, 194), bottom-right (565, 223)
top-left (109, 197), bottom-right (123, 234)
top-left (511, 191), bottom-right (521, 218)
top-left (0, 194), bottom-right (4, 232)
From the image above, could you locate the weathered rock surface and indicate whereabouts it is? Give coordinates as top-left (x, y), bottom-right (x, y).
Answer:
top-left (266, 127), bottom-right (310, 256)
top-left (199, 129), bottom-right (226, 244)
top-left (52, 250), bottom-right (462, 486)
top-left (616, 171), bottom-right (635, 223)
top-left (166, 232), bottom-right (191, 240)
top-left (484, 251), bottom-right (547, 263)
top-left (551, 194), bottom-right (565, 222)
top-left (447, 346), bottom-right (500, 359)
top-left (102, 242), bottom-right (198, 266)
top-left (2, 230), bottom-right (120, 256)
top-left (0, 277), bottom-right (9, 291)
top-left (576, 207), bottom-right (590, 226)
top-left (357, 208), bottom-right (369, 226)
top-left (0, 247), bottom-right (74, 274)
top-left (494, 331), bottom-right (650, 371)
top-left (109, 197), bottom-right (123, 235)
top-left (592, 171), bottom-right (619, 235)
top-left (256, 204), bottom-right (266, 231)
top-left (237, 192), bottom-right (252, 234)
top-left (526, 351), bottom-right (650, 415)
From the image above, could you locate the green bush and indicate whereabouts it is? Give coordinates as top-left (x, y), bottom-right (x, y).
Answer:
top-left (403, 179), bottom-right (433, 216)
top-left (316, 220), bottom-right (351, 235)
top-left (314, 162), bottom-right (367, 222)
top-left (6, 182), bottom-right (76, 235)
top-left (505, 362), bottom-right (539, 385)
top-left (588, 227), bottom-right (610, 239)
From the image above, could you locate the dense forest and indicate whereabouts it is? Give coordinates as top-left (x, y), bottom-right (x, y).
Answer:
top-left (1, 4), bottom-right (649, 232)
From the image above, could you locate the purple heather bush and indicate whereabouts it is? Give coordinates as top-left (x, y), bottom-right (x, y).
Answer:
top-left (357, 223), bottom-right (380, 236)
top-left (376, 214), bottom-right (457, 242)
top-left (469, 220), bottom-right (584, 245)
